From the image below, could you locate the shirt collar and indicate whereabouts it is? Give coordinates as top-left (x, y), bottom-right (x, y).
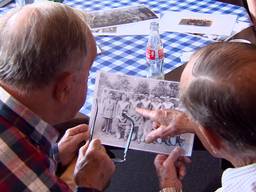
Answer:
top-left (0, 86), bottom-right (59, 146)
top-left (221, 163), bottom-right (256, 191)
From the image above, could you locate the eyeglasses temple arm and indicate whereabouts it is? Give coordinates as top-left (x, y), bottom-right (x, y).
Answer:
top-left (122, 113), bottom-right (135, 160)
top-left (90, 99), bottom-right (98, 142)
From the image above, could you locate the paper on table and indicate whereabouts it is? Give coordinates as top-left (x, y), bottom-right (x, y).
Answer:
top-left (231, 20), bottom-right (251, 35)
top-left (160, 11), bottom-right (237, 37)
top-left (92, 18), bottom-right (159, 36)
top-left (88, 4), bottom-right (158, 28)
top-left (89, 4), bottom-right (159, 36)
top-left (0, 0), bottom-right (12, 7)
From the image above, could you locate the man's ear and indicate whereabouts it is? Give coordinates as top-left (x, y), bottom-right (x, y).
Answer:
top-left (197, 126), bottom-right (223, 157)
top-left (53, 72), bottom-right (73, 103)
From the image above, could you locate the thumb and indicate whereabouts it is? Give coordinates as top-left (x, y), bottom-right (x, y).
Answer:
top-left (78, 140), bottom-right (90, 161)
top-left (164, 147), bottom-right (185, 167)
top-left (86, 138), bottom-right (105, 154)
top-left (154, 154), bottom-right (168, 168)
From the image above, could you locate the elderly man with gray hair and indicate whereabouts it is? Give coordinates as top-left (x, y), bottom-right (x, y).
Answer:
top-left (0, 2), bottom-right (115, 191)
top-left (138, 42), bottom-right (256, 192)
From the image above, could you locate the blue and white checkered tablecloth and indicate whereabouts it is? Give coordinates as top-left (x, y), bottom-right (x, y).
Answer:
top-left (0, 0), bottom-right (251, 115)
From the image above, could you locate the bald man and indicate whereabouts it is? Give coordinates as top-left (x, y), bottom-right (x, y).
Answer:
top-left (137, 42), bottom-right (256, 192)
top-left (0, 2), bottom-right (115, 192)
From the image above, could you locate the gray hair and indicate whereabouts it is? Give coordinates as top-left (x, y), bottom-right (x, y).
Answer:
top-left (0, 2), bottom-right (89, 91)
top-left (181, 42), bottom-right (256, 152)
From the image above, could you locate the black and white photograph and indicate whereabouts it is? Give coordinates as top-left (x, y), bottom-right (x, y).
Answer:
top-left (89, 71), bottom-right (194, 156)
top-left (179, 18), bottom-right (212, 27)
top-left (91, 26), bottom-right (117, 34)
top-left (87, 5), bottom-right (158, 29)
top-left (160, 11), bottom-right (237, 37)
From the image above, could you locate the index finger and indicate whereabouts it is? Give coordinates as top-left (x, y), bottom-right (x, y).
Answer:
top-left (135, 108), bottom-right (158, 121)
top-left (67, 124), bottom-right (89, 136)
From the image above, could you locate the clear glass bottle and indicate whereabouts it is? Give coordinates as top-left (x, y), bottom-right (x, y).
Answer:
top-left (146, 22), bottom-right (164, 79)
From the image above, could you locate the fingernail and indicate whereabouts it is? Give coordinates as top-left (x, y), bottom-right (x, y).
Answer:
top-left (95, 144), bottom-right (102, 150)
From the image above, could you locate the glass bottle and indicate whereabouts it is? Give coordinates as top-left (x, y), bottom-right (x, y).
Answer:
top-left (146, 22), bottom-right (164, 79)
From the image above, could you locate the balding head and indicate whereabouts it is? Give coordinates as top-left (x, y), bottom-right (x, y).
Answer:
top-left (181, 42), bottom-right (256, 152)
top-left (0, 2), bottom-right (92, 91)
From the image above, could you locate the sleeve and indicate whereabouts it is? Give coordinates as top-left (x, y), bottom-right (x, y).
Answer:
top-left (51, 143), bottom-right (61, 163)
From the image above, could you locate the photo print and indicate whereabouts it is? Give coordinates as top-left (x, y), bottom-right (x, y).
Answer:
top-left (87, 4), bottom-right (158, 29)
top-left (89, 71), bottom-right (194, 156)
top-left (179, 18), bottom-right (212, 27)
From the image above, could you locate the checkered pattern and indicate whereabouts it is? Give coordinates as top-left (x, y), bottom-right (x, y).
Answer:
top-left (0, 87), bottom-right (71, 191)
top-left (0, 0), bottom-right (251, 115)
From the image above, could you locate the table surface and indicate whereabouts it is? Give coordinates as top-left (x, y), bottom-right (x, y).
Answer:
top-left (0, 0), bottom-right (251, 115)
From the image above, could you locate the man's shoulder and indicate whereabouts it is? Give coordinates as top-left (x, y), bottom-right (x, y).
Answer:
top-left (0, 118), bottom-right (71, 191)
top-left (0, 117), bottom-right (46, 164)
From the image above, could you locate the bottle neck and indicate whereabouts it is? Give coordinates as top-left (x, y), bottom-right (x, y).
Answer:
top-left (150, 29), bottom-right (159, 35)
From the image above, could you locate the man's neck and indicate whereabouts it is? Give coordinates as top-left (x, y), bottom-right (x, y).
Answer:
top-left (229, 155), bottom-right (256, 168)
top-left (222, 144), bottom-right (256, 168)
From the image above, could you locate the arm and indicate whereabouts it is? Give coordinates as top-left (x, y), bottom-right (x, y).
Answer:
top-left (136, 108), bottom-right (198, 143)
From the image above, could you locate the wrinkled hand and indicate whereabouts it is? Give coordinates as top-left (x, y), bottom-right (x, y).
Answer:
top-left (58, 124), bottom-right (89, 166)
top-left (74, 139), bottom-right (116, 191)
top-left (136, 108), bottom-right (197, 143)
top-left (154, 147), bottom-right (191, 190)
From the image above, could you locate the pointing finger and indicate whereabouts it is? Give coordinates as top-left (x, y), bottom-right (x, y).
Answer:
top-left (135, 108), bottom-right (158, 121)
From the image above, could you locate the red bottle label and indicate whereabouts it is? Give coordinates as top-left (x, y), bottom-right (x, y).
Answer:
top-left (158, 48), bottom-right (164, 59)
top-left (146, 47), bottom-right (164, 60)
top-left (146, 48), bottom-right (155, 60)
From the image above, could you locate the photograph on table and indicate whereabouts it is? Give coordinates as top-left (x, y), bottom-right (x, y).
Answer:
top-left (160, 11), bottom-right (237, 37)
top-left (87, 4), bottom-right (158, 29)
top-left (89, 71), bottom-right (194, 156)
top-left (179, 18), bottom-right (212, 27)
top-left (91, 26), bottom-right (117, 34)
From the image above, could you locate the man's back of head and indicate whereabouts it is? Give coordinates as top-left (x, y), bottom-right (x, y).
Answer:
top-left (0, 2), bottom-right (89, 91)
top-left (181, 42), bottom-right (256, 153)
